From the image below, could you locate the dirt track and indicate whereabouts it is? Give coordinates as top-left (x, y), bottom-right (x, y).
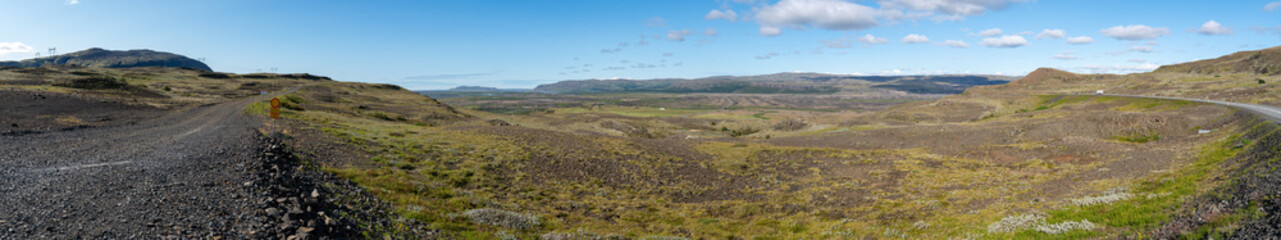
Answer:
top-left (0, 83), bottom-right (416, 239)
top-left (0, 91), bottom-right (275, 238)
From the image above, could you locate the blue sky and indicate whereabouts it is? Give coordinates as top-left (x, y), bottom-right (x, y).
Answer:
top-left (1, 0), bottom-right (1278, 90)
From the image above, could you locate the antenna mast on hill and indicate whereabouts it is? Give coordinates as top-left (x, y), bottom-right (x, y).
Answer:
top-left (48, 47), bottom-right (56, 56)
top-left (197, 57), bottom-right (206, 62)
top-left (270, 67), bottom-right (277, 73)
top-left (35, 53), bottom-right (40, 58)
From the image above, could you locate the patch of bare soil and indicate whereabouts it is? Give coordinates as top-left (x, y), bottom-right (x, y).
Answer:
top-left (469, 126), bottom-right (765, 203)
top-left (0, 90), bottom-right (164, 135)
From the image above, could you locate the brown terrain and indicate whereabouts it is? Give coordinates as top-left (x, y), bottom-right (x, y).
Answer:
top-left (2, 46), bottom-right (1280, 239)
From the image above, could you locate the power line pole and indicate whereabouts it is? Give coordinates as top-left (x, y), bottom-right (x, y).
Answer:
top-left (48, 47), bottom-right (56, 56)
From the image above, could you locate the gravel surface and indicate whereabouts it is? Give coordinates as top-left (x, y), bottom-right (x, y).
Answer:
top-left (0, 90), bottom-right (164, 136)
top-left (0, 95), bottom-right (268, 239)
top-left (0, 91), bottom-right (416, 239)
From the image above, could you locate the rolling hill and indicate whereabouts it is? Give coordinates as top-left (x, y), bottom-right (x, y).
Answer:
top-left (1155, 46), bottom-right (1281, 75)
top-left (0, 48), bottom-right (213, 71)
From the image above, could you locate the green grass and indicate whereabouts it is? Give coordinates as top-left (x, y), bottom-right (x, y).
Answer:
top-left (1004, 132), bottom-right (1248, 239)
top-left (556, 106), bottom-right (709, 118)
top-left (1033, 95), bottom-right (1195, 113)
top-left (1113, 133), bottom-right (1162, 143)
top-left (751, 111), bottom-right (775, 120)
top-left (692, 112), bottom-right (770, 120)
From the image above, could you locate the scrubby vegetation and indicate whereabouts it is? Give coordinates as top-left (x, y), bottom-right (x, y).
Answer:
top-left (231, 46), bottom-right (1281, 238)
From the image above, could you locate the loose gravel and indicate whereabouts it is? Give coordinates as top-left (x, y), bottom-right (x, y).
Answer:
top-left (0, 94), bottom-right (418, 239)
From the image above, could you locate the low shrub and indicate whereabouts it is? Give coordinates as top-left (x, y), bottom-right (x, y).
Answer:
top-left (461, 208), bottom-right (541, 230)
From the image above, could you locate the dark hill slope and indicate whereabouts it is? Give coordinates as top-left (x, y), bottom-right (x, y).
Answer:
top-left (1155, 46), bottom-right (1281, 75)
top-left (0, 48), bottom-right (212, 71)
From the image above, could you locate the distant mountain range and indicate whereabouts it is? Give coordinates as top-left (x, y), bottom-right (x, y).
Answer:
top-left (532, 73), bottom-right (1018, 94)
top-left (0, 48), bottom-right (212, 71)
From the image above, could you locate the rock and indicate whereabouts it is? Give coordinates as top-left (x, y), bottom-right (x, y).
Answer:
top-left (310, 189), bottom-right (320, 198)
top-left (265, 208), bottom-right (280, 216)
top-left (243, 181), bottom-right (253, 187)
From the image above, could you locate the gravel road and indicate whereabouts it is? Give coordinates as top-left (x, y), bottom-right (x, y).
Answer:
top-left (0, 84), bottom-right (414, 239)
top-left (1101, 94), bottom-right (1281, 121)
top-left (0, 92), bottom-right (273, 238)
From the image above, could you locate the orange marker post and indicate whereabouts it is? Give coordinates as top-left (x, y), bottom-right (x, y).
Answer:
top-left (269, 97), bottom-right (282, 119)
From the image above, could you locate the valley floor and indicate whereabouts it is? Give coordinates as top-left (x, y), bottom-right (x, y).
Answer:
top-left (263, 80), bottom-right (1281, 239)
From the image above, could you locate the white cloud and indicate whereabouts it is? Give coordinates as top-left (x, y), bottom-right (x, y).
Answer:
top-left (716, 0), bottom-right (756, 8)
top-left (978, 28), bottom-right (1002, 37)
top-left (902, 34), bottom-right (930, 43)
top-left (1266, 1), bottom-right (1281, 11)
top-left (857, 34), bottom-right (888, 45)
top-left (667, 29), bottom-right (693, 41)
top-left (1128, 58), bottom-right (1146, 63)
top-left (980, 35), bottom-right (1027, 48)
top-left (66, 0), bottom-right (79, 5)
top-left (663, 52), bottom-right (674, 57)
top-left (755, 0), bottom-right (879, 36)
top-left (1129, 45), bottom-right (1153, 53)
top-left (644, 17), bottom-right (668, 27)
top-left (705, 9), bottom-right (738, 21)
top-left (0, 42), bottom-right (35, 55)
top-left (1053, 51), bottom-right (1077, 60)
top-left (704, 28), bottom-right (720, 36)
top-left (1065, 36), bottom-right (1093, 44)
top-left (1035, 29), bottom-right (1066, 39)
top-left (1252, 26), bottom-right (1281, 36)
top-left (939, 40), bottom-right (969, 48)
top-left (877, 0), bottom-right (1023, 21)
top-left (1077, 63), bottom-right (1160, 73)
top-left (755, 52), bottom-right (781, 60)
top-left (1194, 20), bottom-right (1233, 35)
top-left (822, 38), bottom-right (853, 48)
top-left (759, 26), bottom-right (782, 36)
top-left (1100, 25), bottom-right (1170, 40)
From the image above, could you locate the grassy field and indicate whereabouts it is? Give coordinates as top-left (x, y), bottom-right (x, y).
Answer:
top-left (249, 77), bottom-right (1267, 239)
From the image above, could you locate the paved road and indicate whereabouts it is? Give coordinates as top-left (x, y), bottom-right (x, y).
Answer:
top-left (0, 89), bottom-right (295, 238)
top-left (1097, 94), bottom-right (1281, 121)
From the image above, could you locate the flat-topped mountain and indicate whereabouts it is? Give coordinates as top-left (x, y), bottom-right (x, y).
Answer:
top-left (533, 72), bottom-right (1017, 94)
top-left (0, 48), bottom-right (212, 71)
